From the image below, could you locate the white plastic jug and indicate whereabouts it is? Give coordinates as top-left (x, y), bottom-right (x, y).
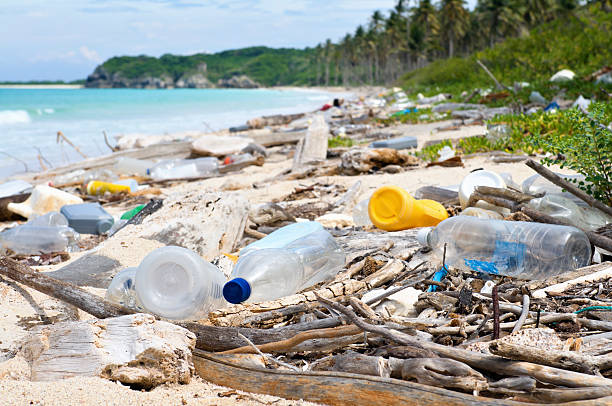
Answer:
top-left (7, 185), bottom-right (83, 219)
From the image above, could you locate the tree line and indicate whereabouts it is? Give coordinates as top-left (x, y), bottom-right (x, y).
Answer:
top-left (309, 0), bottom-right (611, 86)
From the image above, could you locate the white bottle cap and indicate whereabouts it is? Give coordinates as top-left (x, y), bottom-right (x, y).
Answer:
top-left (416, 227), bottom-right (432, 247)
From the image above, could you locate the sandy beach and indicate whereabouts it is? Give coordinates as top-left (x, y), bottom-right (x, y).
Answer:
top-left (0, 86), bottom-right (598, 405)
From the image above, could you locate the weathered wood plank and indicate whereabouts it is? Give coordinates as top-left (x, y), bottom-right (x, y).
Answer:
top-left (193, 350), bottom-right (515, 406)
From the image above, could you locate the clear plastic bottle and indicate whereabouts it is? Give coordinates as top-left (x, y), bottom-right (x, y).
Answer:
top-left (26, 211), bottom-right (69, 227)
top-left (147, 158), bottom-right (219, 181)
top-left (522, 173), bottom-right (587, 206)
top-left (352, 198), bottom-right (373, 226)
top-left (238, 221), bottom-right (324, 258)
top-left (0, 225), bottom-right (80, 254)
top-left (105, 267), bottom-right (144, 311)
top-left (114, 157), bottom-right (154, 177)
top-left (527, 194), bottom-right (612, 232)
top-left (417, 216), bottom-right (591, 279)
top-left (223, 224), bottom-right (346, 304)
top-left (134, 246), bottom-right (226, 320)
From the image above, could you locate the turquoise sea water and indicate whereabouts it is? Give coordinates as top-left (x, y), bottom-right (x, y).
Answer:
top-left (0, 88), bottom-right (336, 178)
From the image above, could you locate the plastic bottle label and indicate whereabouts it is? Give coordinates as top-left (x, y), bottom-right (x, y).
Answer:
top-left (464, 240), bottom-right (526, 275)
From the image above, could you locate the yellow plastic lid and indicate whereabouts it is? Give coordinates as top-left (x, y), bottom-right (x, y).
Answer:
top-left (368, 185), bottom-right (411, 231)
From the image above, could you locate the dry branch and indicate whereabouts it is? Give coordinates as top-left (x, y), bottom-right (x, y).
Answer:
top-left (525, 159), bottom-right (612, 217)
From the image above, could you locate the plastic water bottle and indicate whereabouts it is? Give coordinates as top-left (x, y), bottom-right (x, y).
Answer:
top-left (147, 158), bottom-right (219, 181)
top-left (223, 222), bottom-right (346, 304)
top-left (417, 216), bottom-right (591, 279)
top-left (105, 267), bottom-right (144, 311)
top-left (114, 157), bottom-right (154, 177)
top-left (133, 246), bottom-right (226, 320)
top-left (0, 225), bottom-right (80, 254)
top-left (352, 198), bottom-right (372, 226)
top-left (27, 211), bottom-right (69, 227)
top-left (527, 194), bottom-right (612, 232)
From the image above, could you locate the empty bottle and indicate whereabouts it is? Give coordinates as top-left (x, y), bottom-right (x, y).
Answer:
top-left (7, 185), bottom-right (83, 219)
top-left (223, 153), bottom-right (254, 166)
top-left (133, 246), bottom-right (226, 320)
top-left (368, 185), bottom-right (448, 231)
top-left (0, 225), bottom-right (80, 254)
top-left (114, 157), bottom-right (154, 177)
top-left (417, 216), bottom-right (591, 279)
top-left (352, 198), bottom-right (373, 227)
top-left (147, 158), bottom-right (219, 181)
top-left (522, 173), bottom-right (587, 206)
top-left (105, 267), bottom-right (144, 311)
top-left (27, 211), bottom-right (69, 227)
top-left (86, 180), bottom-right (133, 195)
top-left (223, 222), bottom-right (346, 304)
top-left (369, 136), bottom-right (417, 150)
top-left (52, 168), bottom-right (117, 187)
top-left (60, 203), bottom-right (114, 234)
top-left (527, 194), bottom-right (612, 232)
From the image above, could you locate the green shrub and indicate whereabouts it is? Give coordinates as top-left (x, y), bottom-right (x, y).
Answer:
top-left (529, 103), bottom-right (612, 205)
top-left (328, 136), bottom-right (355, 148)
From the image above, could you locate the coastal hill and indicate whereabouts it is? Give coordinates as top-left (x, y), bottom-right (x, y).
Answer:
top-left (85, 47), bottom-right (316, 89)
top-left (84, 4), bottom-right (612, 91)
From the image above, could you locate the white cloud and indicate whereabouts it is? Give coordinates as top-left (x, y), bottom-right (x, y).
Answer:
top-left (79, 46), bottom-right (103, 63)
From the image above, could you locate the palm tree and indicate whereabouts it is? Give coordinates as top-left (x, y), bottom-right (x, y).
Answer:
top-left (476, 0), bottom-right (523, 47)
top-left (439, 0), bottom-right (469, 58)
top-left (524, 0), bottom-right (553, 26)
top-left (413, 0), bottom-right (440, 57)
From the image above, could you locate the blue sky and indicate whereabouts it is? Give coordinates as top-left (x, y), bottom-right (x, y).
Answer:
top-left (1, 0), bottom-right (477, 81)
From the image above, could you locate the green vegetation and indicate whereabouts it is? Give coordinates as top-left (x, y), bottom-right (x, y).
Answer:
top-left (417, 104), bottom-right (612, 205)
top-left (98, 47), bottom-right (318, 86)
top-left (328, 136), bottom-right (355, 148)
top-left (399, 5), bottom-right (612, 99)
top-left (532, 104), bottom-right (612, 205)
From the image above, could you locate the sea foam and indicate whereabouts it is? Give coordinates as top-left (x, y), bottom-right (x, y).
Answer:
top-left (0, 110), bottom-right (31, 125)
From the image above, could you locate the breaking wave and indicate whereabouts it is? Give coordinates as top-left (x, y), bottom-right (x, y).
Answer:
top-left (0, 110), bottom-right (31, 125)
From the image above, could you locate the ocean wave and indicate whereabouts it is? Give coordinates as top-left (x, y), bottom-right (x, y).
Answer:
top-left (0, 110), bottom-right (31, 125)
top-left (35, 108), bottom-right (55, 115)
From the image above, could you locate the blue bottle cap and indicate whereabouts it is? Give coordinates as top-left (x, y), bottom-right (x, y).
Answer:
top-left (223, 278), bottom-right (251, 304)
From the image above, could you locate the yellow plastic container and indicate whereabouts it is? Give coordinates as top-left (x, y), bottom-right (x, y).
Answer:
top-left (86, 180), bottom-right (131, 196)
top-left (368, 185), bottom-right (449, 231)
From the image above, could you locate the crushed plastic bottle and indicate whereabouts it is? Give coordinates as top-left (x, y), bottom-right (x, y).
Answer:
top-left (7, 185), bottom-right (83, 219)
top-left (417, 216), bottom-right (591, 279)
top-left (223, 153), bottom-right (254, 166)
top-left (147, 158), bottom-right (219, 181)
top-left (131, 246), bottom-right (227, 320)
top-left (368, 185), bottom-right (448, 231)
top-left (0, 225), bottom-right (79, 254)
top-left (223, 222), bottom-right (346, 304)
top-left (522, 173), bottom-right (587, 206)
top-left (527, 194), bottom-right (612, 231)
